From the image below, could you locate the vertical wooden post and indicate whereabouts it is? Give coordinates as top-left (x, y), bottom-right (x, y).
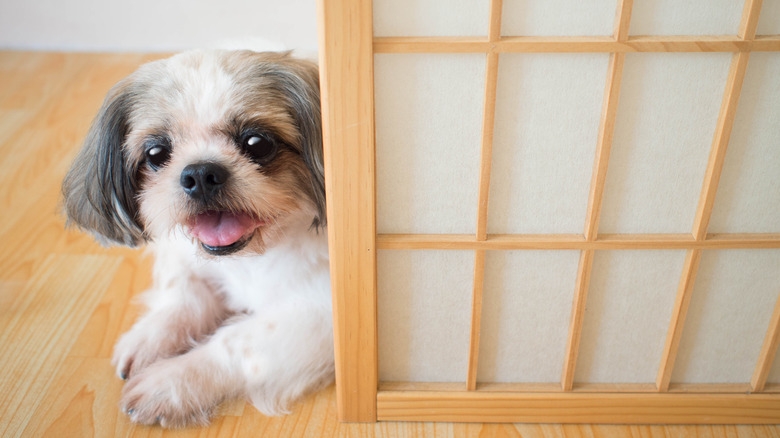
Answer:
top-left (317, 0), bottom-right (378, 422)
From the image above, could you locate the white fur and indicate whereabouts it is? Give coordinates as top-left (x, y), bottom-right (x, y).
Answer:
top-left (113, 213), bottom-right (333, 426)
top-left (67, 50), bottom-right (337, 427)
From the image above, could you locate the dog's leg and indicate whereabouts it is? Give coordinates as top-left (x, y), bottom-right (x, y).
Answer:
top-left (119, 300), bottom-right (334, 427)
top-left (112, 273), bottom-right (230, 380)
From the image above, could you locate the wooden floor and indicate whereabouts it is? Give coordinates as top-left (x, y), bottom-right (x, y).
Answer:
top-left (1, 51), bottom-right (779, 437)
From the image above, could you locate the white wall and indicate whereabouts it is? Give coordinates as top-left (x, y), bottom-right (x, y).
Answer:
top-left (0, 0), bottom-right (318, 53)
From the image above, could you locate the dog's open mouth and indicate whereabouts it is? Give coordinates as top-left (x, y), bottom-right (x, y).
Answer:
top-left (189, 211), bottom-right (264, 256)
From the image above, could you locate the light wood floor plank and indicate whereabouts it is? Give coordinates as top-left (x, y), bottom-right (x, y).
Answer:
top-left (0, 254), bottom-right (123, 437)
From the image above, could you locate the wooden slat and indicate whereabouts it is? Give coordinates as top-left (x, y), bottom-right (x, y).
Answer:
top-left (560, 0), bottom-right (633, 392)
top-left (479, 1), bottom-right (503, 232)
top-left (372, 35), bottom-right (777, 54)
top-left (668, 383), bottom-right (753, 394)
top-left (381, 381), bottom-right (757, 394)
top-left (476, 51), bottom-right (499, 241)
top-left (739, 0), bottom-right (764, 40)
top-left (488, 0), bottom-right (503, 42)
top-left (691, 51), bottom-right (751, 240)
top-left (376, 233), bottom-right (780, 250)
top-left (655, 2), bottom-right (759, 391)
top-left (615, 35), bottom-right (751, 53)
top-left (377, 390), bottom-right (780, 424)
top-left (751, 291), bottom-right (780, 392)
top-left (467, 250), bottom-right (487, 391)
top-left (374, 37), bottom-right (492, 53)
top-left (584, 52), bottom-right (625, 241)
top-left (317, 0), bottom-right (378, 422)
top-left (468, 0), bottom-right (502, 392)
top-left (656, 250), bottom-right (703, 391)
top-left (753, 35), bottom-right (780, 51)
top-left (561, 250), bottom-right (594, 391)
top-left (763, 384), bottom-right (780, 393)
top-left (613, 0), bottom-right (634, 42)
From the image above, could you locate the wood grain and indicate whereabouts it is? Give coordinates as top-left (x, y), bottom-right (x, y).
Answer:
top-left (467, 250), bottom-right (486, 391)
top-left (561, 250), bottom-right (594, 391)
top-left (752, 291), bottom-right (780, 392)
top-left (317, 0), bottom-right (378, 422)
top-left (377, 390), bottom-right (780, 424)
top-left (583, 52), bottom-right (625, 241)
top-left (656, 249), bottom-right (703, 391)
top-left (372, 35), bottom-right (780, 54)
top-left (691, 51), bottom-right (751, 240)
top-left (376, 233), bottom-right (780, 250)
top-left (657, 0), bottom-right (762, 393)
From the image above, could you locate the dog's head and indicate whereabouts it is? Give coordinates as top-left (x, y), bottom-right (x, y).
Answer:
top-left (62, 50), bottom-right (325, 255)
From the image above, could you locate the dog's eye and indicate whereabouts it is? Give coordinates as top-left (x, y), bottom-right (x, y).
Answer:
top-left (145, 145), bottom-right (171, 170)
top-left (242, 133), bottom-right (278, 165)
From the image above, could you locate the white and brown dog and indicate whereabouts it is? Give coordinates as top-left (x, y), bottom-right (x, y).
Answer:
top-left (61, 50), bottom-right (333, 427)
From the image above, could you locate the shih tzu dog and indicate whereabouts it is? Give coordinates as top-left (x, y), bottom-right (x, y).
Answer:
top-left (61, 50), bottom-right (334, 427)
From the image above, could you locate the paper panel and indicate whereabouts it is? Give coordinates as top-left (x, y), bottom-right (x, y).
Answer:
top-left (488, 54), bottom-right (609, 234)
top-left (477, 250), bottom-right (580, 383)
top-left (501, 0), bottom-right (617, 37)
top-left (373, 0), bottom-right (488, 37)
top-left (378, 250), bottom-right (474, 382)
top-left (599, 53), bottom-right (732, 234)
top-left (757, 0), bottom-right (780, 35)
top-left (672, 250), bottom-right (780, 383)
top-left (575, 250), bottom-right (685, 384)
top-left (630, 0), bottom-right (743, 36)
top-left (375, 54), bottom-right (485, 234)
top-left (709, 53), bottom-right (780, 233)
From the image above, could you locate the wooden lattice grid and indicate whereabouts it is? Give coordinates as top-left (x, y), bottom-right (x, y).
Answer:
top-left (318, 0), bottom-right (780, 424)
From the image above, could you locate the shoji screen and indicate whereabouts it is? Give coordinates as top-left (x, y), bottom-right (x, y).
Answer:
top-left (318, 0), bottom-right (780, 424)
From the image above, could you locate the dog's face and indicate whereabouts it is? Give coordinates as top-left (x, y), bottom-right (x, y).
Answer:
top-left (62, 50), bottom-right (325, 255)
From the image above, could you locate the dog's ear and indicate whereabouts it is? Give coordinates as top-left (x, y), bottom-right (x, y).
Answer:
top-left (61, 78), bottom-right (146, 246)
top-left (265, 55), bottom-right (327, 229)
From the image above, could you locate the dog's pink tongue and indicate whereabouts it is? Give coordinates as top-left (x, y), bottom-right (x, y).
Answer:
top-left (191, 211), bottom-right (256, 247)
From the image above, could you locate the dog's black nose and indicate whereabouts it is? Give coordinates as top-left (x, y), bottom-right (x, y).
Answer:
top-left (180, 162), bottom-right (229, 200)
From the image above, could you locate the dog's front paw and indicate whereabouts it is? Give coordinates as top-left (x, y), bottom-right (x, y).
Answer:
top-left (120, 356), bottom-right (218, 428)
top-left (112, 318), bottom-right (193, 380)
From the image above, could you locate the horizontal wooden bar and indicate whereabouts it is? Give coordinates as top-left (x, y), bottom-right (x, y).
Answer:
top-left (754, 35), bottom-right (780, 51)
top-left (667, 383), bottom-right (753, 394)
top-left (381, 381), bottom-right (754, 394)
top-left (763, 384), bottom-right (780, 393)
top-left (374, 35), bottom-right (780, 54)
top-left (374, 36), bottom-right (492, 53)
top-left (377, 390), bottom-right (780, 424)
top-left (376, 233), bottom-right (780, 250)
top-left (380, 382), bottom-right (469, 392)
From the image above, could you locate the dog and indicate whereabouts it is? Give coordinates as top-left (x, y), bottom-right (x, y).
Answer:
top-left (61, 50), bottom-right (334, 428)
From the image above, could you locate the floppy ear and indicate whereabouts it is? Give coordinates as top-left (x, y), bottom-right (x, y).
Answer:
top-left (61, 79), bottom-right (146, 246)
top-left (266, 55), bottom-right (327, 229)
